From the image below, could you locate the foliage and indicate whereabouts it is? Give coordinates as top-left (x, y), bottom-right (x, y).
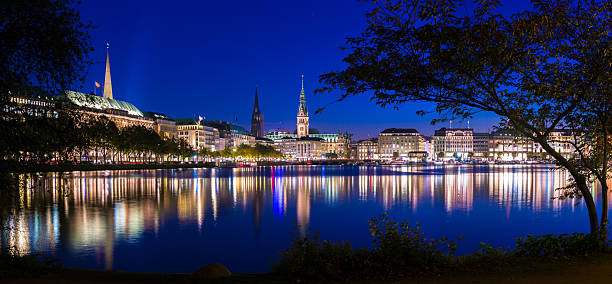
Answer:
top-left (0, 110), bottom-right (194, 164)
top-left (317, 0), bottom-right (611, 234)
top-left (274, 213), bottom-right (460, 280)
top-left (1, 0), bottom-right (93, 97)
top-left (201, 144), bottom-right (282, 159)
top-left (324, 152), bottom-right (338, 159)
top-left (275, 213), bottom-right (611, 281)
top-left (513, 233), bottom-right (610, 257)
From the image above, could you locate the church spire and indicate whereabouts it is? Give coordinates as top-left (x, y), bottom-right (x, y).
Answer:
top-left (253, 86), bottom-right (260, 113)
top-left (103, 43), bottom-right (113, 99)
top-left (298, 74), bottom-right (307, 115)
top-left (251, 86), bottom-right (264, 138)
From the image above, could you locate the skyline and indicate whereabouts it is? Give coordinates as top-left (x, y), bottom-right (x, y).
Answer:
top-left (77, 0), bottom-right (532, 139)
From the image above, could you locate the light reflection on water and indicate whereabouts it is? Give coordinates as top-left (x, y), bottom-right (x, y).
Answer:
top-left (0, 165), bottom-right (609, 273)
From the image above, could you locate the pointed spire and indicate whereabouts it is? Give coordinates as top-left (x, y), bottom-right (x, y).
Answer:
top-left (253, 86), bottom-right (260, 113)
top-left (103, 43), bottom-right (113, 99)
top-left (298, 74), bottom-right (307, 115)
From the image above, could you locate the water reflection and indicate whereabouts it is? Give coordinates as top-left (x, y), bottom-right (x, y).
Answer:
top-left (0, 165), bottom-right (609, 273)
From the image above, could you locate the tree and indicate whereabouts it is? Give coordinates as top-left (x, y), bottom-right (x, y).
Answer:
top-left (325, 152), bottom-right (339, 159)
top-left (318, 0), bottom-right (611, 234)
top-left (1, 0), bottom-right (93, 97)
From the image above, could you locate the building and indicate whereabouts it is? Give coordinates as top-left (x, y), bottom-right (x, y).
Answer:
top-left (433, 127), bottom-right (474, 160)
top-left (274, 136), bottom-right (324, 160)
top-left (378, 128), bottom-right (424, 160)
top-left (144, 111), bottom-right (177, 139)
top-left (296, 75), bottom-right (309, 138)
top-left (250, 87), bottom-right (264, 138)
top-left (473, 133), bottom-right (490, 159)
top-left (176, 118), bottom-right (220, 152)
top-left (488, 130), bottom-right (534, 161)
top-left (59, 91), bottom-right (155, 129)
top-left (354, 138), bottom-right (379, 160)
top-left (57, 46), bottom-right (154, 129)
top-left (230, 124), bottom-right (255, 148)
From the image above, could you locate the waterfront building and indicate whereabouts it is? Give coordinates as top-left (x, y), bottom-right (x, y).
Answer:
top-left (473, 132), bottom-right (490, 160)
top-left (378, 128), bottom-right (424, 160)
top-left (487, 130), bottom-right (534, 161)
top-left (433, 127), bottom-right (473, 160)
top-left (533, 130), bottom-right (577, 160)
top-left (230, 124), bottom-right (255, 148)
top-left (423, 136), bottom-right (435, 161)
top-left (144, 111), bottom-right (177, 139)
top-left (60, 91), bottom-right (155, 129)
top-left (5, 93), bottom-right (57, 117)
top-left (57, 46), bottom-right (155, 129)
top-left (296, 75), bottom-right (309, 138)
top-left (274, 136), bottom-right (325, 160)
top-left (355, 138), bottom-right (379, 160)
top-left (176, 118), bottom-right (220, 152)
top-left (250, 87), bottom-right (264, 138)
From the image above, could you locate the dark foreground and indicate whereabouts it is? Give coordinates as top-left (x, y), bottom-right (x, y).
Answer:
top-left (2, 254), bottom-right (612, 284)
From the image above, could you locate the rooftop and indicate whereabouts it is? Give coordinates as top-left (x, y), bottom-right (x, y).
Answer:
top-left (380, 128), bottom-right (419, 134)
top-left (60, 91), bottom-right (144, 117)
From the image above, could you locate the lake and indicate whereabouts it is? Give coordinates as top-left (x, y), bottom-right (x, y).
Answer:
top-left (1, 165), bottom-right (609, 273)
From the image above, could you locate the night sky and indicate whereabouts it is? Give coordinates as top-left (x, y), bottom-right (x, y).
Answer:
top-left (78, 0), bottom-right (532, 139)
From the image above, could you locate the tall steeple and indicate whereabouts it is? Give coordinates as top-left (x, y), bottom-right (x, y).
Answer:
top-left (298, 74), bottom-right (307, 116)
top-left (251, 86), bottom-right (264, 138)
top-left (253, 87), bottom-right (260, 113)
top-left (296, 74), bottom-right (309, 138)
top-left (103, 43), bottom-right (113, 99)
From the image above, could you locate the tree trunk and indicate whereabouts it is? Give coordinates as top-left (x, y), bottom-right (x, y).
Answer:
top-left (538, 138), bottom-right (600, 233)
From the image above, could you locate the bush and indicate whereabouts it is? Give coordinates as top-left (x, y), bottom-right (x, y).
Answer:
top-left (513, 233), bottom-right (610, 257)
top-left (273, 213), bottom-right (461, 281)
top-left (274, 213), bottom-right (611, 281)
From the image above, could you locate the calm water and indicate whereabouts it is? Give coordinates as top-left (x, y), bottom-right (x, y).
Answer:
top-left (1, 165), bottom-right (609, 273)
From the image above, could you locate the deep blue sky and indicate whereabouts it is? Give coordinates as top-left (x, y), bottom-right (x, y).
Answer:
top-left (78, 0), bottom-right (531, 139)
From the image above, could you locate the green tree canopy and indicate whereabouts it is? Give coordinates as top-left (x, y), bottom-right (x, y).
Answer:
top-left (1, 0), bottom-right (93, 97)
top-left (318, 0), bottom-right (611, 234)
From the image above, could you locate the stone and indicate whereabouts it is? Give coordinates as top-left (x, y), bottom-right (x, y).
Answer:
top-left (192, 263), bottom-right (231, 280)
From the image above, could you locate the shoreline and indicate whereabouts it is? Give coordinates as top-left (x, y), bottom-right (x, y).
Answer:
top-left (2, 253), bottom-right (612, 283)
top-left (0, 160), bottom-right (557, 173)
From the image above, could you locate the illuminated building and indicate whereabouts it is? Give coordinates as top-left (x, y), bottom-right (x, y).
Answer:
top-left (354, 138), bottom-right (379, 160)
top-left (378, 128), bottom-right (425, 160)
top-left (488, 130), bottom-right (535, 161)
top-left (56, 45), bottom-right (156, 129)
top-left (273, 136), bottom-right (325, 160)
top-left (59, 90), bottom-right (155, 128)
top-left (176, 118), bottom-right (221, 152)
top-left (433, 127), bottom-right (474, 160)
top-left (230, 124), bottom-right (255, 148)
top-left (144, 111), bottom-right (177, 138)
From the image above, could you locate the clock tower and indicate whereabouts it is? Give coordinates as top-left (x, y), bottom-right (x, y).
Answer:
top-left (296, 75), bottom-right (309, 138)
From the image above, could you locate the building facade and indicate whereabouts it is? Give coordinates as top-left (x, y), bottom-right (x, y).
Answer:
top-left (355, 138), bottom-right (379, 160)
top-left (176, 119), bottom-right (220, 152)
top-left (378, 128), bottom-right (424, 160)
top-left (433, 128), bottom-right (474, 160)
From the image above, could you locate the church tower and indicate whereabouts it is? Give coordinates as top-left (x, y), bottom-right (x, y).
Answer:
top-left (250, 87), bottom-right (264, 137)
top-left (296, 75), bottom-right (309, 138)
top-left (103, 43), bottom-right (113, 99)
